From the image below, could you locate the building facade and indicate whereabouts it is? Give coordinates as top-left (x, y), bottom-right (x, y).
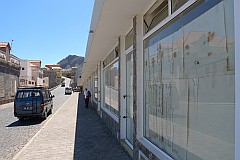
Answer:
top-left (30, 64), bottom-right (43, 86)
top-left (28, 60), bottom-right (43, 86)
top-left (0, 42), bottom-right (20, 104)
top-left (52, 66), bottom-right (62, 84)
top-left (19, 60), bottom-right (33, 86)
top-left (43, 68), bottom-right (58, 89)
top-left (0, 42), bottom-right (11, 61)
top-left (82, 0), bottom-right (239, 160)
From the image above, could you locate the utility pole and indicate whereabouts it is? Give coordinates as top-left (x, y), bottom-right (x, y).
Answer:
top-left (10, 39), bottom-right (14, 53)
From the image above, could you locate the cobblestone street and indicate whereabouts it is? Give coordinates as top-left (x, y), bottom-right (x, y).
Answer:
top-left (0, 86), bottom-right (69, 160)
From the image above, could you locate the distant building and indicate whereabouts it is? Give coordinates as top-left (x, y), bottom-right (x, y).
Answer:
top-left (29, 60), bottom-right (41, 68)
top-left (0, 42), bottom-right (20, 104)
top-left (43, 68), bottom-right (58, 88)
top-left (52, 66), bottom-right (62, 84)
top-left (45, 64), bottom-right (60, 70)
top-left (43, 77), bottom-right (49, 88)
top-left (0, 50), bottom-right (6, 61)
top-left (19, 60), bottom-right (33, 86)
top-left (30, 63), bottom-right (43, 86)
top-left (76, 67), bottom-right (82, 87)
top-left (0, 42), bottom-right (11, 61)
top-left (29, 60), bottom-right (43, 86)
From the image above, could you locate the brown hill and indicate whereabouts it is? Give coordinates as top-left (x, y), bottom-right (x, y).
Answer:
top-left (57, 55), bottom-right (84, 69)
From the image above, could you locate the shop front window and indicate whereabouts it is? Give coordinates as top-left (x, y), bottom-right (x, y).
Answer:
top-left (104, 60), bottom-right (119, 116)
top-left (144, 0), bottom-right (235, 159)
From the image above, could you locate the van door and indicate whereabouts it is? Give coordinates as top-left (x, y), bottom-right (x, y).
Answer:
top-left (15, 91), bottom-right (35, 115)
top-left (41, 89), bottom-right (50, 112)
top-left (31, 90), bottom-right (40, 114)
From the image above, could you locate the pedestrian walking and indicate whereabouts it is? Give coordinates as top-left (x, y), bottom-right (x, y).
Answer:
top-left (83, 88), bottom-right (91, 108)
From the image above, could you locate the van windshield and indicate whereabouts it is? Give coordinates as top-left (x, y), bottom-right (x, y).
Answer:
top-left (16, 91), bottom-right (41, 99)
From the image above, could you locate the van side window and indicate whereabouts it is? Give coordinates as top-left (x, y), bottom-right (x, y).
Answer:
top-left (32, 91), bottom-right (40, 97)
top-left (17, 91), bottom-right (33, 98)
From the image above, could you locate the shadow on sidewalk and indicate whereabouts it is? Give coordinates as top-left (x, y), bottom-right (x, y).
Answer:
top-left (73, 93), bottom-right (132, 160)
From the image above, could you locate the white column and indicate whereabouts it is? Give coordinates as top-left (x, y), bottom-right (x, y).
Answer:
top-left (234, 0), bottom-right (240, 159)
top-left (136, 14), bottom-right (144, 139)
top-left (120, 35), bottom-right (126, 139)
top-left (168, 0), bottom-right (172, 16)
top-left (98, 62), bottom-right (101, 111)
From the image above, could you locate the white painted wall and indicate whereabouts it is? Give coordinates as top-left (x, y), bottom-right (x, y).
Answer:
top-left (20, 60), bottom-right (32, 83)
top-left (37, 77), bottom-right (43, 86)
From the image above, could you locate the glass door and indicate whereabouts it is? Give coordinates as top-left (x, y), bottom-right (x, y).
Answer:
top-left (126, 51), bottom-right (133, 145)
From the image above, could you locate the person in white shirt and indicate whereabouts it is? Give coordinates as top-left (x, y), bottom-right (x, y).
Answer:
top-left (84, 88), bottom-right (90, 108)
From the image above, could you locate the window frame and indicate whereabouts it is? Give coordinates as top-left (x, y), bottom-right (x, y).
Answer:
top-left (102, 57), bottom-right (120, 121)
top-left (143, 0), bottom-right (197, 40)
top-left (141, 0), bottom-right (234, 159)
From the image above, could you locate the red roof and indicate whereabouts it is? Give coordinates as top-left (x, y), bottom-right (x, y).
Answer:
top-left (0, 42), bottom-right (11, 49)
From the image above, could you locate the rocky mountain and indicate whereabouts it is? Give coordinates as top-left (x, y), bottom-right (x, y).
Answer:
top-left (57, 55), bottom-right (84, 69)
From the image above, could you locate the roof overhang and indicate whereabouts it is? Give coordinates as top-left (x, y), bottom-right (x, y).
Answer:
top-left (81, 0), bottom-right (156, 84)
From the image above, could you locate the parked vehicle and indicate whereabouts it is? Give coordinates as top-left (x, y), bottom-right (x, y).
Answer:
top-left (73, 87), bottom-right (81, 92)
top-left (14, 86), bottom-right (55, 121)
top-left (65, 87), bottom-right (72, 95)
top-left (61, 82), bottom-right (65, 87)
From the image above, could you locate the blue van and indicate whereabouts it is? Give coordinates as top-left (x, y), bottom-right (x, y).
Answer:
top-left (14, 86), bottom-right (55, 121)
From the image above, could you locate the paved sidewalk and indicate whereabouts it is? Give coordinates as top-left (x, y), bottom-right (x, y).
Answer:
top-left (74, 94), bottom-right (132, 160)
top-left (13, 93), bottom-right (79, 160)
top-left (12, 93), bottom-right (132, 160)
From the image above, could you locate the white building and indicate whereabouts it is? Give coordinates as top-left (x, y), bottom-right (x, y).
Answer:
top-left (30, 64), bottom-right (43, 86)
top-left (82, 0), bottom-right (239, 160)
top-left (0, 42), bottom-right (20, 104)
top-left (19, 60), bottom-right (33, 86)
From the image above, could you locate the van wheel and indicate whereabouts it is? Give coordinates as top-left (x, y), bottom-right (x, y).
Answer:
top-left (48, 107), bottom-right (53, 115)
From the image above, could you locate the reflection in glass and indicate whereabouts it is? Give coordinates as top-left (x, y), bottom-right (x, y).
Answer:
top-left (171, 0), bottom-right (189, 13)
top-left (144, 1), bottom-right (168, 34)
top-left (144, 0), bottom-right (235, 159)
top-left (126, 51), bottom-right (134, 144)
top-left (125, 29), bottom-right (133, 50)
top-left (104, 61), bottom-right (119, 116)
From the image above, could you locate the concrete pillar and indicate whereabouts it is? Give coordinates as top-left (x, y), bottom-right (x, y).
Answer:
top-left (133, 14), bottom-right (144, 160)
top-left (117, 38), bottom-right (121, 140)
top-left (120, 35), bottom-right (126, 139)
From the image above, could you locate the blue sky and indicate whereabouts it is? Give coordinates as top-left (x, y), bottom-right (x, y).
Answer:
top-left (1, 0), bottom-right (94, 66)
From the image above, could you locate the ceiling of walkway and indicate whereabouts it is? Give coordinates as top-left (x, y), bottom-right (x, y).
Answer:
top-left (81, 0), bottom-right (156, 83)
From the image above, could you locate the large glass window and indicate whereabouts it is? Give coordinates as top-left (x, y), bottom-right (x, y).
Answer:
top-left (125, 29), bottom-right (133, 50)
top-left (144, 0), bottom-right (235, 159)
top-left (144, 1), bottom-right (168, 34)
top-left (171, 0), bottom-right (189, 13)
top-left (104, 60), bottom-right (119, 116)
